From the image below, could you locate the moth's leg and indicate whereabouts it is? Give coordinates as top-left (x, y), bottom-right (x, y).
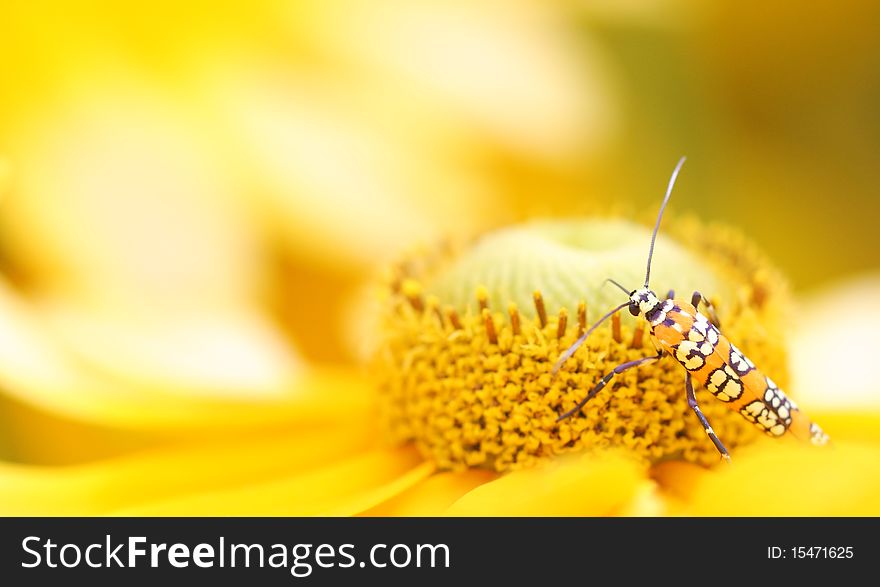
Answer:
top-left (691, 290), bottom-right (721, 330)
top-left (686, 373), bottom-right (731, 463)
top-left (557, 351), bottom-right (663, 422)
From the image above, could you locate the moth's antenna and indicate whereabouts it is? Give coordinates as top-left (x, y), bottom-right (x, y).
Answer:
top-left (644, 156), bottom-right (686, 288)
top-left (551, 302), bottom-right (629, 375)
top-left (604, 278), bottom-right (631, 296)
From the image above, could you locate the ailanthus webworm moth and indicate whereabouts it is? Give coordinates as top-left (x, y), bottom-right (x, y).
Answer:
top-left (553, 157), bottom-right (829, 462)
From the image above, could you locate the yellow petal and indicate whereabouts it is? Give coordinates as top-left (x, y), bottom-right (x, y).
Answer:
top-left (1, 75), bottom-right (264, 311)
top-left (791, 274), bottom-right (880, 410)
top-left (359, 470), bottom-right (498, 516)
top-left (0, 279), bottom-right (367, 430)
top-left (286, 0), bottom-right (615, 158)
top-left (0, 423), bottom-right (378, 516)
top-left (0, 282), bottom-right (372, 464)
top-left (684, 441), bottom-right (880, 516)
top-left (0, 156), bottom-right (11, 197)
top-left (653, 411), bottom-right (880, 514)
top-left (649, 460), bottom-right (709, 503)
top-left (207, 67), bottom-right (499, 272)
top-left (812, 411), bottom-right (880, 444)
top-left (40, 302), bottom-right (302, 401)
top-left (0, 395), bottom-right (157, 464)
top-left (445, 452), bottom-right (647, 516)
top-left (0, 277), bottom-right (122, 425)
top-left (321, 460), bottom-right (437, 516)
top-left (0, 288), bottom-right (366, 429)
top-left (616, 481), bottom-right (668, 517)
top-left (114, 447), bottom-right (425, 516)
top-left (1, 367), bottom-right (375, 465)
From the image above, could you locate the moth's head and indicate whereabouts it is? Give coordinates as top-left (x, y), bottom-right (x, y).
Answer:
top-left (629, 287), bottom-right (661, 317)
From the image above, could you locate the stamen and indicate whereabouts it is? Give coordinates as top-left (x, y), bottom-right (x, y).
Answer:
top-left (612, 312), bottom-right (622, 343)
top-left (556, 308), bottom-right (568, 339)
top-left (446, 307), bottom-right (463, 330)
top-left (631, 322), bottom-right (645, 349)
top-left (577, 301), bottom-right (587, 336)
top-left (533, 290), bottom-right (548, 328)
top-left (482, 308), bottom-right (498, 344)
top-left (476, 285), bottom-right (490, 313)
top-left (402, 279), bottom-right (424, 312)
top-left (508, 303), bottom-right (522, 336)
top-left (426, 295), bottom-right (444, 326)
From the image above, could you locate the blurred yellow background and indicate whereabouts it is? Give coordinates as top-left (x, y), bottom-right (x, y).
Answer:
top-left (0, 1), bottom-right (879, 514)
top-left (3, 2), bottom-right (878, 351)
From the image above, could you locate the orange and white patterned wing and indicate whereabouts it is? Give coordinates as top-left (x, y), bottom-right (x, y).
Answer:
top-left (660, 302), bottom-right (829, 445)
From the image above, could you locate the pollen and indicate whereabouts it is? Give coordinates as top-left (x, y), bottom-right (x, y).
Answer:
top-left (373, 218), bottom-right (792, 472)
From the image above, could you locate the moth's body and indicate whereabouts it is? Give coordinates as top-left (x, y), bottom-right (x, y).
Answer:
top-left (553, 157), bottom-right (829, 461)
top-left (634, 288), bottom-right (829, 446)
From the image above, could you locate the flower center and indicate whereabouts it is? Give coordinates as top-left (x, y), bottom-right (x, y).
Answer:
top-left (374, 218), bottom-right (791, 472)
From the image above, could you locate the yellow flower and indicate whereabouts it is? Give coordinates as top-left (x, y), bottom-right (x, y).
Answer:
top-left (1, 0), bottom-right (879, 519)
top-left (374, 218), bottom-right (788, 470)
top-left (3, 212), bottom-right (879, 517)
